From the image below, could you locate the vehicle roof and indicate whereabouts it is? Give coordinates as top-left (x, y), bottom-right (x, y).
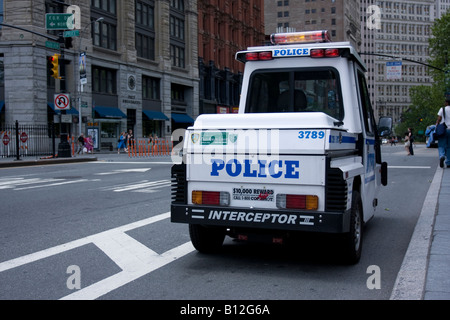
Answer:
top-left (236, 41), bottom-right (367, 72)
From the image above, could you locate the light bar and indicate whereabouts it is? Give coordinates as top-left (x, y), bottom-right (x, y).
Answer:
top-left (276, 194), bottom-right (318, 210)
top-left (271, 30), bottom-right (331, 45)
top-left (192, 191), bottom-right (230, 206)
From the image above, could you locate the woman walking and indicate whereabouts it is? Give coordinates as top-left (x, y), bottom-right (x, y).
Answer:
top-left (117, 131), bottom-right (127, 154)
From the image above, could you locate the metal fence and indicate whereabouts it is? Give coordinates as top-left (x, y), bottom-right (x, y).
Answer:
top-left (0, 121), bottom-right (56, 159)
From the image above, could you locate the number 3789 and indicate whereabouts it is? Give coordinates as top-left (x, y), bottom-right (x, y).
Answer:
top-left (298, 130), bottom-right (325, 139)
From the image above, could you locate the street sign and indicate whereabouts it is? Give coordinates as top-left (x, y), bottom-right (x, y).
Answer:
top-left (45, 41), bottom-right (60, 50)
top-left (45, 13), bottom-right (74, 30)
top-left (63, 30), bottom-right (80, 38)
top-left (386, 61), bottom-right (402, 80)
top-left (54, 93), bottom-right (71, 110)
top-left (61, 114), bottom-right (72, 123)
top-left (20, 132), bottom-right (28, 143)
top-left (2, 134), bottom-right (10, 146)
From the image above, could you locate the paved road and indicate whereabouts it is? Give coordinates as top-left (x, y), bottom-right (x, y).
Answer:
top-left (0, 145), bottom-right (440, 302)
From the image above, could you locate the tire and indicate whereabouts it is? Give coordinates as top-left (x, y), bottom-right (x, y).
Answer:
top-left (189, 224), bottom-right (225, 253)
top-left (341, 190), bottom-right (363, 264)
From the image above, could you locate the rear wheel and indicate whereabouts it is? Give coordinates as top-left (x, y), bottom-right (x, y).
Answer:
top-left (342, 190), bottom-right (363, 264)
top-left (189, 224), bottom-right (225, 253)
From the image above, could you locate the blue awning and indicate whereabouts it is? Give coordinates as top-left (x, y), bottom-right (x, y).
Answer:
top-left (143, 110), bottom-right (169, 121)
top-left (171, 113), bottom-right (194, 123)
top-left (48, 103), bottom-right (79, 115)
top-left (94, 106), bottom-right (127, 118)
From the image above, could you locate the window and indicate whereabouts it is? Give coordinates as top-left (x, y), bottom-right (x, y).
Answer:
top-left (357, 71), bottom-right (375, 135)
top-left (136, 33), bottom-right (155, 60)
top-left (136, 0), bottom-right (154, 28)
top-left (170, 45), bottom-right (185, 68)
top-left (136, 0), bottom-right (155, 60)
top-left (91, 0), bottom-right (117, 50)
top-left (92, 66), bottom-right (117, 94)
top-left (142, 76), bottom-right (160, 100)
top-left (245, 68), bottom-right (344, 121)
top-left (170, 0), bottom-right (186, 68)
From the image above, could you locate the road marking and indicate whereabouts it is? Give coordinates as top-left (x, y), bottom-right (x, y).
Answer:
top-left (94, 168), bottom-right (152, 175)
top-left (388, 166), bottom-right (431, 169)
top-left (61, 242), bottom-right (194, 300)
top-left (14, 179), bottom-right (89, 190)
top-left (0, 212), bottom-right (195, 300)
top-left (98, 179), bottom-right (171, 193)
top-left (0, 177), bottom-right (89, 190)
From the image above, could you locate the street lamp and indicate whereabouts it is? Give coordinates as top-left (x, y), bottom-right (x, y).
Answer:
top-left (77, 17), bottom-right (104, 137)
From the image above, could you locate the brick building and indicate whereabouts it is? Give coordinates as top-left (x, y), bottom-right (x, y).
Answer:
top-left (198, 0), bottom-right (265, 114)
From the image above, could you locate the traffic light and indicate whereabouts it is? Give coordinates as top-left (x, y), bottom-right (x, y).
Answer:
top-left (49, 54), bottom-right (61, 79)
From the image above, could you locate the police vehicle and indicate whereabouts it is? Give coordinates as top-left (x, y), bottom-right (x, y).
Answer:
top-left (171, 30), bottom-right (388, 264)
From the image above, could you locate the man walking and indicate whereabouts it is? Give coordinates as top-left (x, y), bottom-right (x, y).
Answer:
top-left (436, 99), bottom-right (450, 168)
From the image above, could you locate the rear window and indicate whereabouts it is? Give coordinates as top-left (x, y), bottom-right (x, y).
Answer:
top-left (245, 67), bottom-right (344, 121)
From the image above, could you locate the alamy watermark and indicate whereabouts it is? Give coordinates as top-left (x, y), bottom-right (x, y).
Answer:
top-left (367, 5), bottom-right (382, 30)
top-left (366, 265), bottom-right (381, 290)
top-left (66, 265), bottom-right (81, 290)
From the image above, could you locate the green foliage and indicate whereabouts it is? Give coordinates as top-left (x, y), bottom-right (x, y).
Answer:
top-left (395, 83), bottom-right (445, 139)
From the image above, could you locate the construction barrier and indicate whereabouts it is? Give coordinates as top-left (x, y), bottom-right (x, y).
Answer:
top-left (127, 138), bottom-right (173, 157)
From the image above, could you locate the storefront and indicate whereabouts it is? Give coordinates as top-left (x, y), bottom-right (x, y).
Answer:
top-left (92, 106), bottom-right (127, 150)
top-left (142, 110), bottom-right (168, 138)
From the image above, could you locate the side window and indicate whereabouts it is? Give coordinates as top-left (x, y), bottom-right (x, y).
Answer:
top-left (357, 71), bottom-right (375, 136)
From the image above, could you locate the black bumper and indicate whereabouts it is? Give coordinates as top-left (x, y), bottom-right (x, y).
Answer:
top-left (171, 203), bottom-right (351, 234)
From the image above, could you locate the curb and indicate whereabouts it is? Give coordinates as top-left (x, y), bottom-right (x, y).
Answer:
top-left (389, 167), bottom-right (443, 300)
top-left (0, 157), bottom-right (97, 168)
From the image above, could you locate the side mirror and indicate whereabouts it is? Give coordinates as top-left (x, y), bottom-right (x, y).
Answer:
top-left (378, 117), bottom-right (393, 138)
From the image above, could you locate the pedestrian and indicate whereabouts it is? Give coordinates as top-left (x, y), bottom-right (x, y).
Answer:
top-left (127, 129), bottom-right (135, 152)
top-left (404, 132), bottom-right (411, 155)
top-left (85, 135), bottom-right (94, 154)
top-left (117, 131), bottom-right (127, 154)
top-left (408, 128), bottom-right (414, 155)
top-left (390, 136), bottom-right (397, 146)
top-left (76, 133), bottom-right (85, 154)
top-left (436, 99), bottom-right (450, 168)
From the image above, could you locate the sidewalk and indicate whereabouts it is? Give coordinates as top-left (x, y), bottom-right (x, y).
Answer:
top-left (1, 151), bottom-right (449, 300)
top-left (390, 166), bottom-right (449, 300)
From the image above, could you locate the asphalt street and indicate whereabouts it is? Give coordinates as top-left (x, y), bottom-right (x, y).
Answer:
top-left (0, 144), bottom-right (448, 301)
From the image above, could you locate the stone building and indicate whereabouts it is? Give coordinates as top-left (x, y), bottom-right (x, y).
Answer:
top-left (264, 0), bottom-right (361, 50)
top-left (0, 0), bottom-right (199, 149)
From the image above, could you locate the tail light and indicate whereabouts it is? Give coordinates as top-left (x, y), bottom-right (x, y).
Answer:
top-left (245, 51), bottom-right (273, 62)
top-left (310, 48), bottom-right (340, 58)
top-left (276, 194), bottom-right (318, 210)
top-left (192, 191), bottom-right (230, 206)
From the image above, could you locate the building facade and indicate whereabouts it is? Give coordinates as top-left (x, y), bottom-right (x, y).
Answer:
top-left (0, 0), bottom-right (199, 149)
top-left (373, 0), bottom-right (435, 124)
top-left (264, 0), bottom-right (361, 50)
top-left (198, 0), bottom-right (265, 114)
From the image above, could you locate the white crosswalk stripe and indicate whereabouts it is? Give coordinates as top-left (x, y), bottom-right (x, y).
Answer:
top-left (97, 179), bottom-right (171, 193)
top-left (0, 177), bottom-right (88, 190)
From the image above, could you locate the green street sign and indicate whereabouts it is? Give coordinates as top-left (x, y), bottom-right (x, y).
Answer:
top-left (63, 30), bottom-right (80, 38)
top-left (45, 13), bottom-right (74, 30)
top-left (45, 40), bottom-right (60, 50)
